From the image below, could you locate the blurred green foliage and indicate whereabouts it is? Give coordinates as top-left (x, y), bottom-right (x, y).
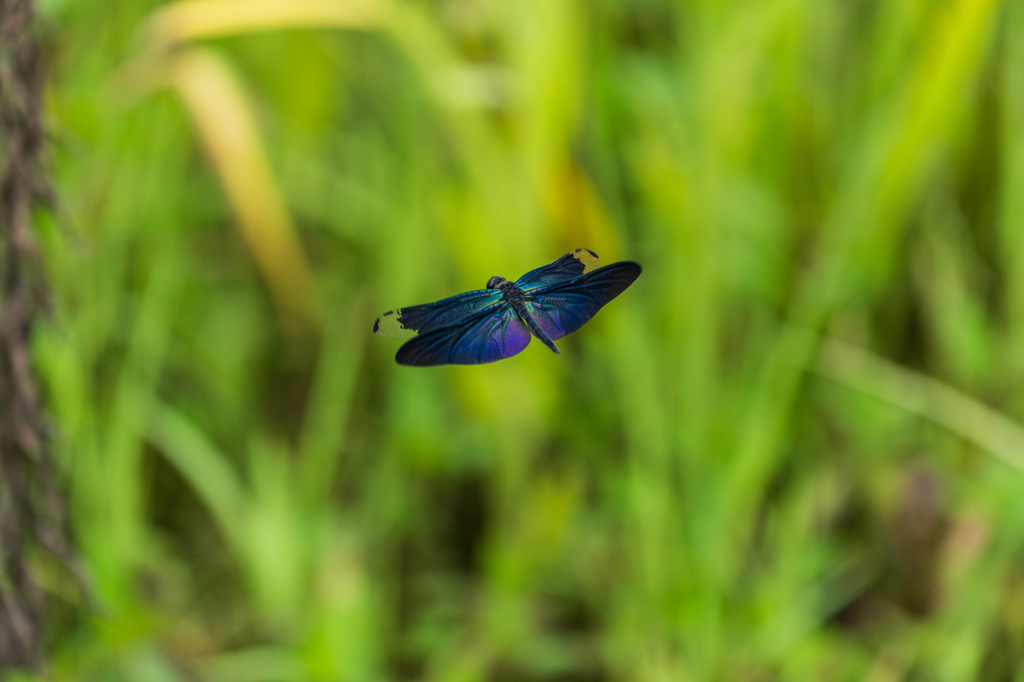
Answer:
top-left (17, 0), bottom-right (1024, 679)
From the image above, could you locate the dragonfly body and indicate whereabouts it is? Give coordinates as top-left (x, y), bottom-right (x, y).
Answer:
top-left (374, 249), bottom-right (641, 366)
top-left (486, 276), bottom-right (561, 355)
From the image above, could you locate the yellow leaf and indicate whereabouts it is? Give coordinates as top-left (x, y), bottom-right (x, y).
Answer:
top-left (149, 0), bottom-right (383, 46)
top-left (168, 48), bottom-right (317, 319)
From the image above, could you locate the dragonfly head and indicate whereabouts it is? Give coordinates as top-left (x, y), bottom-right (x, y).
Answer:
top-left (486, 276), bottom-right (507, 289)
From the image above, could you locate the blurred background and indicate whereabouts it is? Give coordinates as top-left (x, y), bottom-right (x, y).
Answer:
top-left (14, 0), bottom-right (1024, 678)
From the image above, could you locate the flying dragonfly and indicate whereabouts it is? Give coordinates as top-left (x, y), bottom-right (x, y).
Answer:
top-left (373, 249), bottom-right (642, 366)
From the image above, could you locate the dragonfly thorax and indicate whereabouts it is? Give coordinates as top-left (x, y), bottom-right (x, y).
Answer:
top-left (487, 277), bottom-right (525, 303)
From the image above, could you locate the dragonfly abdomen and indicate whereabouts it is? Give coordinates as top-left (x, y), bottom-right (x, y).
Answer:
top-left (510, 298), bottom-right (560, 355)
top-left (497, 280), bottom-right (559, 354)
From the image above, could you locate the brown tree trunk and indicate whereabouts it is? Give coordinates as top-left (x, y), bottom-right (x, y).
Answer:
top-left (0, 0), bottom-right (76, 671)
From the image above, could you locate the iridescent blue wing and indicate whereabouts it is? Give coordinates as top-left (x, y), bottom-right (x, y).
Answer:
top-left (395, 303), bottom-right (531, 366)
top-left (523, 261), bottom-right (641, 341)
top-left (373, 289), bottom-right (502, 338)
top-left (515, 249), bottom-right (600, 292)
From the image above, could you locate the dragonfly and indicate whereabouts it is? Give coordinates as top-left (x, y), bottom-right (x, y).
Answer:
top-left (373, 249), bottom-right (642, 366)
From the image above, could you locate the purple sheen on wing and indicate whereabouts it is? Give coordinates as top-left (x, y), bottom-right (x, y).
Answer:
top-left (451, 310), bottom-right (531, 364)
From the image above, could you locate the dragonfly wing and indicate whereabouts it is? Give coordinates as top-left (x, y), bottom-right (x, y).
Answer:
top-left (373, 289), bottom-right (502, 338)
top-left (395, 304), bottom-right (531, 366)
top-left (515, 249), bottom-right (600, 291)
top-left (523, 261), bottom-right (641, 340)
